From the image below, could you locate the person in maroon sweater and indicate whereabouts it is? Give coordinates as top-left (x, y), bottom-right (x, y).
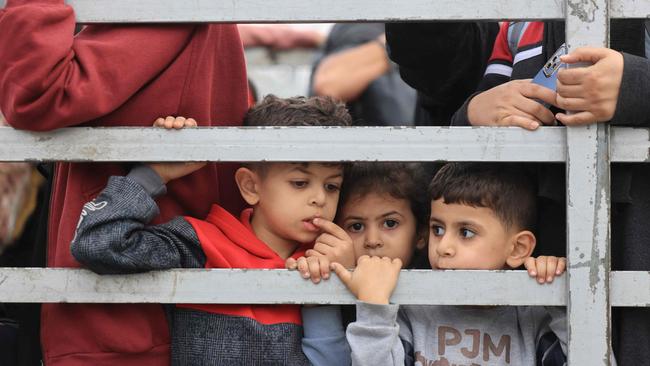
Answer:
top-left (0, 1), bottom-right (249, 365)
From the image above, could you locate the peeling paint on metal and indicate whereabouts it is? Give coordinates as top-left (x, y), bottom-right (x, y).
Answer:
top-left (567, 0), bottom-right (599, 22)
top-left (569, 260), bottom-right (591, 269)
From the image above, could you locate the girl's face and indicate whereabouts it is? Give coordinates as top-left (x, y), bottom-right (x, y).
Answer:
top-left (337, 192), bottom-right (424, 267)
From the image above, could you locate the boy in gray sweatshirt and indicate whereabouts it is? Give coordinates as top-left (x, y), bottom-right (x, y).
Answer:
top-left (329, 163), bottom-right (607, 366)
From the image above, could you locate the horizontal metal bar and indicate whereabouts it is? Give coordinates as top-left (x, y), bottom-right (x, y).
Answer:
top-left (611, 271), bottom-right (650, 307)
top-left (4, 127), bottom-right (649, 162)
top-left (610, 127), bottom-right (650, 162)
top-left (0, 268), bottom-right (647, 306)
top-left (1, 0), bottom-right (646, 21)
top-left (610, 0), bottom-right (650, 19)
top-left (2, 0), bottom-right (563, 22)
top-left (0, 126), bottom-right (567, 162)
top-left (0, 268), bottom-right (563, 305)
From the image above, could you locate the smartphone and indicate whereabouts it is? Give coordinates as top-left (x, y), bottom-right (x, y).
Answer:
top-left (532, 43), bottom-right (567, 92)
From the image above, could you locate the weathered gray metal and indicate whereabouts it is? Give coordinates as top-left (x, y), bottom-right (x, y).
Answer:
top-left (610, 0), bottom-right (650, 18)
top-left (1, 0), bottom-right (647, 22)
top-left (610, 271), bottom-right (650, 307)
top-left (0, 268), bottom-right (647, 306)
top-left (1, 0), bottom-right (560, 22)
top-left (0, 268), bottom-right (568, 305)
top-left (610, 127), bottom-right (650, 162)
top-left (0, 126), bottom-right (568, 163)
top-left (3, 126), bottom-right (650, 162)
top-left (565, 0), bottom-right (612, 364)
top-left (1, 0), bottom-right (648, 364)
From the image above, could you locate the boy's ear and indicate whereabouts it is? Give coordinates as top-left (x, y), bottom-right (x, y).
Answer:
top-left (505, 230), bottom-right (536, 269)
top-left (415, 226), bottom-right (428, 250)
top-left (235, 167), bottom-right (261, 206)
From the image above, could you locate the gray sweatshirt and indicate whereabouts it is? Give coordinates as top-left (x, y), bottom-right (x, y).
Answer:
top-left (347, 302), bottom-right (569, 366)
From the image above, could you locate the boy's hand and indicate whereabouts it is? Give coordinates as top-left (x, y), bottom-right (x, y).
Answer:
top-left (524, 256), bottom-right (566, 284)
top-left (331, 255), bottom-right (402, 305)
top-left (154, 116), bottom-right (198, 129)
top-left (555, 47), bottom-right (624, 125)
top-left (285, 256), bottom-right (331, 284)
top-left (467, 79), bottom-right (558, 130)
top-left (149, 116), bottom-right (206, 184)
top-left (305, 218), bottom-right (356, 269)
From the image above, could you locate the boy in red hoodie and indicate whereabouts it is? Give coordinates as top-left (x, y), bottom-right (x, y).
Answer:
top-left (70, 95), bottom-right (352, 365)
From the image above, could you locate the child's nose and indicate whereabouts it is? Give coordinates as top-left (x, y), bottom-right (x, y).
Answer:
top-left (363, 228), bottom-right (383, 249)
top-left (309, 188), bottom-right (327, 207)
top-left (364, 239), bottom-right (383, 249)
top-left (436, 234), bottom-right (455, 257)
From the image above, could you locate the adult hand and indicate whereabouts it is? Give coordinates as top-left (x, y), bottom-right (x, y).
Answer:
top-left (467, 79), bottom-right (557, 130)
top-left (331, 255), bottom-right (402, 305)
top-left (305, 218), bottom-right (356, 269)
top-left (238, 25), bottom-right (325, 50)
top-left (555, 47), bottom-right (624, 125)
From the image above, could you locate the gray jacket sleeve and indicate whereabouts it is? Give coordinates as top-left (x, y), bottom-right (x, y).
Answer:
top-left (301, 305), bottom-right (351, 366)
top-left (346, 302), bottom-right (405, 366)
top-left (70, 167), bottom-right (206, 274)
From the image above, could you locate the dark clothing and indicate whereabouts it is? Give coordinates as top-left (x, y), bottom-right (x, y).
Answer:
top-left (451, 20), bottom-right (650, 366)
top-left (385, 22), bottom-right (499, 125)
top-left (71, 174), bottom-right (310, 365)
top-left (311, 23), bottom-right (416, 126)
top-left (0, 164), bottom-right (51, 366)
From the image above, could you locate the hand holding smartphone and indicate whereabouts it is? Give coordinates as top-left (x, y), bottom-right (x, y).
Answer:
top-left (531, 43), bottom-right (567, 92)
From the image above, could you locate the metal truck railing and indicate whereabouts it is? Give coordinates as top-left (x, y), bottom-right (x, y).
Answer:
top-left (1, 0), bottom-right (649, 364)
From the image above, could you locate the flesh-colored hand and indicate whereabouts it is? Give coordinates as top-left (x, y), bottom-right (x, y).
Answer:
top-left (467, 79), bottom-right (558, 130)
top-left (524, 255), bottom-right (566, 284)
top-left (148, 116), bottom-right (206, 183)
top-left (305, 218), bottom-right (356, 269)
top-left (286, 256), bottom-right (331, 284)
top-left (331, 255), bottom-right (402, 304)
top-left (555, 47), bottom-right (624, 125)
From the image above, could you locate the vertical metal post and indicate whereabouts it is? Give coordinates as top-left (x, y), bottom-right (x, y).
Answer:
top-left (565, 0), bottom-right (611, 365)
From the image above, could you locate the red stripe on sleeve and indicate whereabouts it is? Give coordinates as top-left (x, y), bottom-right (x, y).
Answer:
top-left (518, 22), bottom-right (544, 49)
top-left (488, 23), bottom-right (513, 64)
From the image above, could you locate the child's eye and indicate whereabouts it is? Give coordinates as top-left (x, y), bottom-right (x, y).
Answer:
top-left (460, 228), bottom-right (476, 238)
top-left (324, 183), bottom-right (340, 192)
top-left (291, 180), bottom-right (308, 188)
top-left (383, 219), bottom-right (399, 229)
top-left (347, 222), bottom-right (364, 233)
top-left (431, 225), bottom-right (445, 236)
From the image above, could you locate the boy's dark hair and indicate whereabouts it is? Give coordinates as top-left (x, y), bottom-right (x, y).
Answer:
top-left (244, 94), bottom-right (352, 127)
top-left (428, 163), bottom-right (537, 232)
top-left (242, 95), bottom-right (352, 174)
top-left (338, 162), bottom-right (432, 235)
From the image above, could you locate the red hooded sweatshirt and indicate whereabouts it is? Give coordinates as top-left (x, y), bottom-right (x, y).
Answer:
top-left (0, 1), bottom-right (249, 365)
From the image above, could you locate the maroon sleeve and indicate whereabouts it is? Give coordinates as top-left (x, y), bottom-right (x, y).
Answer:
top-left (0, 0), bottom-right (196, 130)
